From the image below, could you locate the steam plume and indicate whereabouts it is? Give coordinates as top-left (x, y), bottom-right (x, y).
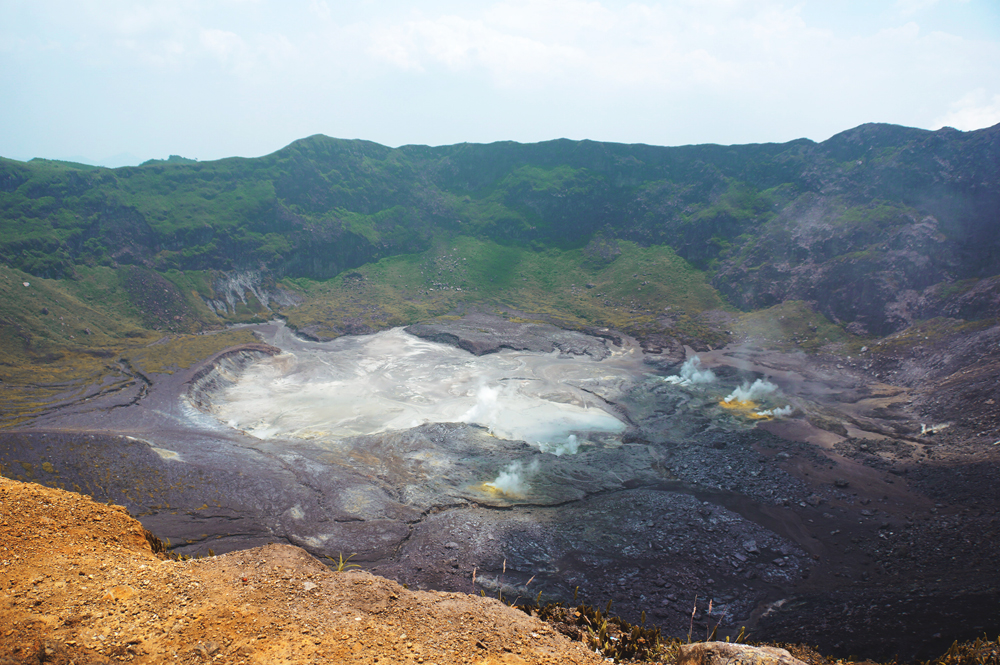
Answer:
top-left (538, 434), bottom-right (579, 456)
top-left (663, 356), bottom-right (716, 386)
top-left (485, 459), bottom-right (541, 496)
top-left (724, 378), bottom-right (778, 403)
top-left (461, 385), bottom-right (501, 431)
top-left (755, 405), bottom-right (794, 418)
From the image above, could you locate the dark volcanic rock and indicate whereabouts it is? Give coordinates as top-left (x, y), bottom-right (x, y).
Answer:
top-left (5, 319), bottom-right (1000, 661)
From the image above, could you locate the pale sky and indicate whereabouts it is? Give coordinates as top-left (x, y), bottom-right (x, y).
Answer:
top-left (2, 0), bottom-right (998, 166)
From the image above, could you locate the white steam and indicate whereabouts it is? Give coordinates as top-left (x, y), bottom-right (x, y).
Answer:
top-left (538, 434), bottom-right (580, 456)
top-left (663, 356), bottom-right (716, 386)
top-left (460, 383), bottom-right (612, 455)
top-left (755, 405), bottom-right (794, 418)
top-left (485, 459), bottom-right (541, 496)
top-left (920, 422), bottom-right (950, 435)
top-left (724, 378), bottom-right (778, 403)
top-left (460, 385), bottom-right (501, 432)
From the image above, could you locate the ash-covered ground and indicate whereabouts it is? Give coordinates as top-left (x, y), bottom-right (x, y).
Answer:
top-left (1, 314), bottom-right (997, 661)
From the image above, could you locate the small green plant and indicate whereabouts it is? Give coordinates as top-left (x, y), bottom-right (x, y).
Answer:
top-left (326, 552), bottom-right (360, 572)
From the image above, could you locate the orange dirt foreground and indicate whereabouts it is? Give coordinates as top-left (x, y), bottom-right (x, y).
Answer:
top-left (0, 476), bottom-right (604, 665)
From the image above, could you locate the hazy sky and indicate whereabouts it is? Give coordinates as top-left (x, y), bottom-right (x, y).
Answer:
top-left (2, 0), bottom-right (998, 166)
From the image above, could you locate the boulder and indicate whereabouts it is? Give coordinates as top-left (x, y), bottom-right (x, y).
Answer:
top-left (678, 642), bottom-right (807, 665)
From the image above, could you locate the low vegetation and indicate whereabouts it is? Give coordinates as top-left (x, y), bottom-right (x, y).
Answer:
top-left (282, 235), bottom-right (728, 342)
top-left (508, 594), bottom-right (1000, 664)
top-left (731, 300), bottom-right (864, 353)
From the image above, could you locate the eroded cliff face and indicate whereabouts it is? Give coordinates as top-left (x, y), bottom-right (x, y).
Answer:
top-left (707, 124), bottom-right (1000, 336)
top-left (185, 343), bottom-right (281, 412)
top-left (0, 476), bottom-right (605, 665)
top-left (710, 200), bottom-right (958, 336)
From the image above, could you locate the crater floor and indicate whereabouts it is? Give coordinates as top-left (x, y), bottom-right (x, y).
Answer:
top-left (2, 315), bottom-right (998, 661)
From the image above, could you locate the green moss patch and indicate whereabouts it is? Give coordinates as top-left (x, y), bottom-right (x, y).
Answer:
top-left (732, 301), bottom-right (863, 353)
top-left (278, 236), bottom-right (729, 345)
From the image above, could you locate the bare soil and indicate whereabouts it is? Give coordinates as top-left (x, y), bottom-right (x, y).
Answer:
top-left (0, 476), bottom-right (605, 665)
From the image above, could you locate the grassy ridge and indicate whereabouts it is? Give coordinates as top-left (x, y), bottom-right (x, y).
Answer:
top-left (3, 124), bottom-right (995, 285)
top-left (280, 236), bottom-right (729, 344)
top-left (0, 266), bottom-right (147, 361)
top-left (731, 301), bottom-right (862, 353)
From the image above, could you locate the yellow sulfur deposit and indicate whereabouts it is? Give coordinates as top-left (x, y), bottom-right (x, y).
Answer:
top-left (719, 399), bottom-right (772, 420)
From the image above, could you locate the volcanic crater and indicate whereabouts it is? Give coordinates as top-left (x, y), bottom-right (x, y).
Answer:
top-left (3, 313), bottom-right (998, 661)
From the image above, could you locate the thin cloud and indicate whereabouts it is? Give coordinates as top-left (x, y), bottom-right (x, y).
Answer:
top-left (367, 1), bottom-right (812, 91)
top-left (309, 0), bottom-right (332, 22)
top-left (935, 88), bottom-right (1000, 130)
top-left (1, 0), bottom-right (998, 161)
top-left (370, 14), bottom-right (585, 85)
top-left (895, 0), bottom-right (941, 15)
top-left (363, 0), bottom-right (985, 100)
top-left (200, 28), bottom-right (245, 61)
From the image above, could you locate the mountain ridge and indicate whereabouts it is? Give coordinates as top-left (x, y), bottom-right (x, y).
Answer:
top-left (1, 121), bottom-right (998, 341)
